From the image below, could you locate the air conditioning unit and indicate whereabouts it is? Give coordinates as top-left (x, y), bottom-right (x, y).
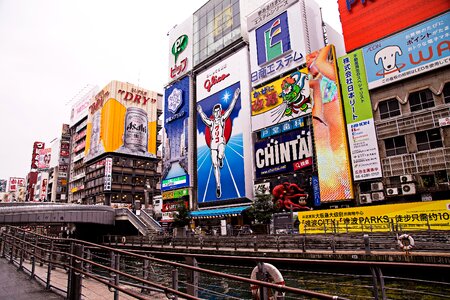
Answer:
top-left (386, 187), bottom-right (399, 196)
top-left (371, 182), bottom-right (384, 191)
top-left (400, 174), bottom-right (414, 183)
top-left (359, 194), bottom-right (372, 204)
top-left (401, 183), bottom-right (416, 195)
top-left (371, 191), bottom-right (385, 201)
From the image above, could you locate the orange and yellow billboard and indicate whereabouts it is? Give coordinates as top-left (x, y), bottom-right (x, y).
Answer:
top-left (298, 200), bottom-right (450, 234)
top-left (307, 45), bottom-right (354, 202)
top-left (84, 81), bottom-right (160, 162)
top-left (338, 0), bottom-right (449, 52)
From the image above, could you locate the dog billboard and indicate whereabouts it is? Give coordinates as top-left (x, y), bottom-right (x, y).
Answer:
top-left (362, 12), bottom-right (450, 90)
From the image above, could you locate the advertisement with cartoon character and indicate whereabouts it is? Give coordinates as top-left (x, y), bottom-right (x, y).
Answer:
top-left (196, 48), bottom-right (252, 203)
top-left (362, 12), bottom-right (449, 90)
top-left (251, 69), bottom-right (311, 131)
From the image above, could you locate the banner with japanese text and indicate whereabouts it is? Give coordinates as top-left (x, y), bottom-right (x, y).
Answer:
top-left (298, 200), bottom-right (450, 234)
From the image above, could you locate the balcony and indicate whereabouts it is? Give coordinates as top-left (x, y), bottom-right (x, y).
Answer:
top-left (382, 147), bottom-right (450, 177)
top-left (375, 105), bottom-right (450, 139)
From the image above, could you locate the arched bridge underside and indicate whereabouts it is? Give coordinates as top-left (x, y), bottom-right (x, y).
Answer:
top-left (0, 203), bottom-right (115, 225)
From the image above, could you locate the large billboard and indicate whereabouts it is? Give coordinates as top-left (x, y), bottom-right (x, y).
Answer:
top-left (193, 0), bottom-right (241, 66)
top-left (338, 50), bottom-right (382, 180)
top-left (37, 148), bottom-right (52, 170)
top-left (338, 0), bottom-right (449, 52)
top-left (251, 69), bottom-right (311, 131)
top-left (298, 199), bottom-right (450, 234)
top-left (247, 0), bottom-right (307, 87)
top-left (84, 81), bottom-right (160, 162)
top-left (168, 16), bottom-right (193, 83)
top-left (70, 85), bottom-right (99, 127)
top-left (254, 128), bottom-right (313, 179)
top-left (307, 45), bottom-right (354, 202)
top-left (8, 177), bottom-right (25, 192)
top-left (30, 141), bottom-right (45, 170)
top-left (0, 179), bottom-right (7, 192)
top-left (362, 12), bottom-right (450, 90)
top-left (162, 76), bottom-right (190, 191)
top-left (196, 48), bottom-right (252, 203)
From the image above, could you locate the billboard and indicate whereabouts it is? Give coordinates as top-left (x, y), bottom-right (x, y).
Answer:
top-left (362, 12), bottom-right (450, 89)
top-left (251, 69), bottom-right (311, 131)
top-left (338, 50), bottom-right (382, 180)
top-left (30, 141), bottom-right (45, 170)
top-left (254, 129), bottom-right (312, 179)
top-left (40, 173), bottom-right (49, 201)
top-left (298, 199), bottom-right (450, 234)
top-left (0, 179), bottom-right (7, 192)
top-left (8, 177), bottom-right (25, 192)
top-left (37, 148), bottom-right (52, 170)
top-left (247, 0), bottom-right (307, 86)
top-left (70, 85), bottom-right (99, 127)
top-left (168, 16), bottom-right (193, 83)
top-left (196, 48), bottom-right (252, 203)
top-left (162, 76), bottom-right (190, 191)
top-left (193, 0), bottom-right (241, 66)
top-left (307, 45), bottom-right (354, 202)
top-left (338, 0), bottom-right (449, 52)
top-left (84, 81), bottom-right (160, 162)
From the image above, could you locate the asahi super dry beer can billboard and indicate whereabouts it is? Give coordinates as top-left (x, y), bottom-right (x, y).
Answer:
top-left (84, 81), bottom-right (160, 162)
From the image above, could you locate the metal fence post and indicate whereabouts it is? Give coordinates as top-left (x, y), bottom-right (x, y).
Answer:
top-left (364, 234), bottom-right (371, 255)
top-left (254, 236), bottom-right (258, 252)
top-left (142, 254), bottom-right (150, 294)
top-left (46, 239), bottom-right (54, 290)
top-left (114, 253), bottom-right (120, 300)
top-left (30, 235), bottom-right (38, 279)
top-left (68, 244), bottom-right (83, 300)
top-left (18, 231), bottom-right (25, 270)
top-left (172, 268), bottom-right (179, 300)
top-left (9, 229), bottom-right (15, 263)
top-left (257, 262), bottom-right (269, 300)
top-left (185, 257), bottom-right (198, 297)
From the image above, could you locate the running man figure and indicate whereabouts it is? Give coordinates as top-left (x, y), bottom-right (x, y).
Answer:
top-left (197, 87), bottom-right (240, 198)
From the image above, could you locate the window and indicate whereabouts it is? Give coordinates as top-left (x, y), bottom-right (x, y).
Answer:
top-left (415, 129), bottom-right (443, 151)
top-left (384, 136), bottom-right (407, 156)
top-left (409, 89), bottom-right (434, 112)
top-left (444, 82), bottom-right (450, 104)
top-left (379, 98), bottom-right (400, 119)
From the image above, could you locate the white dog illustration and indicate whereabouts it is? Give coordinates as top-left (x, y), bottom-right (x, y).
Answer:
top-left (374, 45), bottom-right (403, 77)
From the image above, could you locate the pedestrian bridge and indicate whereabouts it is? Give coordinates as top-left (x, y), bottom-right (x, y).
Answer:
top-left (0, 202), bottom-right (115, 225)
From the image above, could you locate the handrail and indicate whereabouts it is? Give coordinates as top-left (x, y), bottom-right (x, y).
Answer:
top-left (116, 208), bottom-right (148, 235)
top-left (139, 210), bottom-right (162, 233)
top-left (0, 226), bottom-right (353, 300)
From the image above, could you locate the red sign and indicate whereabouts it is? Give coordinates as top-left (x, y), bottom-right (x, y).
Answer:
top-left (338, 0), bottom-right (449, 52)
top-left (204, 73), bottom-right (230, 92)
top-left (31, 141), bottom-right (45, 169)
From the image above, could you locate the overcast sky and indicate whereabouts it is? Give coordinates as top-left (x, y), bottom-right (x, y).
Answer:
top-left (0, 0), bottom-right (341, 181)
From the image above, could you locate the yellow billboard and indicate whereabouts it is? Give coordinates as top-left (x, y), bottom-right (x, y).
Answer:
top-left (298, 200), bottom-right (450, 234)
top-left (84, 80), bottom-right (160, 162)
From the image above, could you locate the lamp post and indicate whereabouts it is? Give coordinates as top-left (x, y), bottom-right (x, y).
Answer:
top-left (144, 179), bottom-right (153, 210)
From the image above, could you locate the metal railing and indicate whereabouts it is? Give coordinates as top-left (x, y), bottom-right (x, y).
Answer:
top-left (139, 210), bottom-right (162, 233)
top-left (0, 225), bottom-right (361, 300)
top-left (115, 208), bottom-right (149, 236)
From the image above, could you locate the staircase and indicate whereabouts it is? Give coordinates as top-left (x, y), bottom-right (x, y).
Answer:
top-left (137, 210), bottom-right (162, 235)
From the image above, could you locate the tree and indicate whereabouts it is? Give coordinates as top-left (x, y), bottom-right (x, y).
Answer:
top-left (247, 193), bottom-right (275, 226)
top-left (172, 199), bottom-right (191, 228)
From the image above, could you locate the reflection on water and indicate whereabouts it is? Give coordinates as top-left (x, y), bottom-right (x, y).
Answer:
top-left (90, 252), bottom-right (449, 300)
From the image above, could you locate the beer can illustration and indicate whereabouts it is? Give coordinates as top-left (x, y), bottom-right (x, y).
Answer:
top-left (121, 107), bottom-right (148, 154)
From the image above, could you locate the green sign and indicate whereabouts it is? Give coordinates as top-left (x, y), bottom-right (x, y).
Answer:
top-left (172, 34), bottom-right (188, 63)
top-left (338, 49), bottom-right (373, 124)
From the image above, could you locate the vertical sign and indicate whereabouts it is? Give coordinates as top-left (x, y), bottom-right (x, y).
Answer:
top-left (168, 16), bottom-right (193, 83)
top-left (307, 45), bottom-right (354, 202)
top-left (104, 157), bottom-right (112, 191)
top-left (338, 50), bottom-right (382, 180)
top-left (162, 76), bottom-right (190, 191)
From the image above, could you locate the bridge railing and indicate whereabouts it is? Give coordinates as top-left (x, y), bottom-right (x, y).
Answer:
top-left (139, 210), bottom-right (162, 233)
top-left (103, 230), bottom-right (450, 254)
top-left (115, 208), bottom-right (149, 236)
top-left (1, 225), bottom-right (364, 300)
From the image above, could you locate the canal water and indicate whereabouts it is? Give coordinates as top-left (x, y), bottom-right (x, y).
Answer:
top-left (91, 251), bottom-right (449, 299)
